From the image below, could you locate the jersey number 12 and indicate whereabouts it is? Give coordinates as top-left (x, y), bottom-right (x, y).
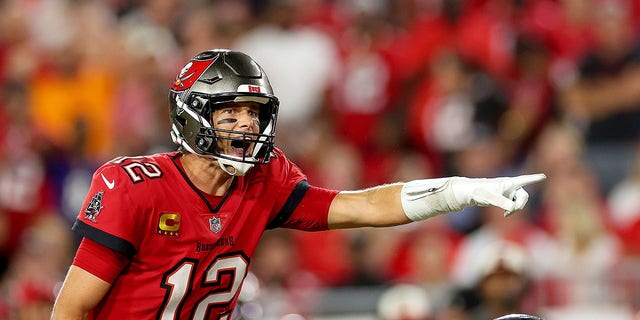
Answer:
top-left (159, 254), bottom-right (249, 320)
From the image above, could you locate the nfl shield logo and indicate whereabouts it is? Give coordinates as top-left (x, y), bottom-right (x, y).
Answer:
top-left (209, 217), bottom-right (222, 233)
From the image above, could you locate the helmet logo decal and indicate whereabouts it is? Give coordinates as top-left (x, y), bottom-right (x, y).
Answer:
top-left (172, 58), bottom-right (216, 91)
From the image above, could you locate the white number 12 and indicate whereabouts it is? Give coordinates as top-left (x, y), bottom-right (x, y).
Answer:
top-left (159, 254), bottom-right (249, 320)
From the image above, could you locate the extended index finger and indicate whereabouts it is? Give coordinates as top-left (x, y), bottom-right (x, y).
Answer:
top-left (511, 173), bottom-right (547, 188)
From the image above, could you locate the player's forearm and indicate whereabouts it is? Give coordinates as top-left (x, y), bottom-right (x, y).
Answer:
top-left (51, 266), bottom-right (110, 320)
top-left (50, 299), bottom-right (90, 320)
top-left (327, 183), bottom-right (411, 229)
top-left (327, 174), bottom-right (546, 229)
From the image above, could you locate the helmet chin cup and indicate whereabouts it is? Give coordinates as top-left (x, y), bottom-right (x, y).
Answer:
top-left (216, 157), bottom-right (254, 176)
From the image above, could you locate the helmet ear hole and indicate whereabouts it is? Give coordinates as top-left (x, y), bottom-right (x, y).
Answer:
top-left (190, 96), bottom-right (210, 114)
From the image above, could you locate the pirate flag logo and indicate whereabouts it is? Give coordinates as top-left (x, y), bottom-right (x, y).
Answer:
top-left (84, 191), bottom-right (104, 222)
top-left (171, 55), bottom-right (217, 91)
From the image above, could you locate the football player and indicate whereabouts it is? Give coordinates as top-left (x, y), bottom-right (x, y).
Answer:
top-left (51, 49), bottom-right (546, 319)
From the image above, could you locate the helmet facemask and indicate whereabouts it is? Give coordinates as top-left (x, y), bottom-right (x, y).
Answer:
top-left (171, 93), bottom-right (278, 176)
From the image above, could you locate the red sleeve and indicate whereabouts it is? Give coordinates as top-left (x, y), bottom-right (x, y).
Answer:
top-left (263, 148), bottom-right (339, 231)
top-left (72, 238), bottom-right (130, 284)
top-left (281, 185), bottom-right (339, 231)
top-left (73, 161), bottom-right (145, 258)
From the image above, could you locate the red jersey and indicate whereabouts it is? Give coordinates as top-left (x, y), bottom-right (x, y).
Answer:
top-left (72, 148), bottom-right (338, 319)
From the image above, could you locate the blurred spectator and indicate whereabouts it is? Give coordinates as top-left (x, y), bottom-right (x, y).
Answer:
top-left (445, 241), bottom-right (538, 320)
top-left (519, 0), bottom-right (596, 85)
top-left (560, 0), bottom-right (640, 193)
top-left (385, 0), bottom-right (454, 84)
top-left (406, 50), bottom-right (509, 178)
top-left (523, 121), bottom-right (584, 182)
top-left (609, 144), bottom-right (640, 256)
top-left (453, 0), bottom-right (521, 81)
top-left (25, 1), bottom-right (126, 163)
top-left (347, 226), bottom-right (404, 287)
top-left (289, 129), bottom-right (362, 287)
top-left (0, 214), bottom-right (72, 319)
top-left (450, 204), bottom-right (556, 291)
top-left (537, 157), bottom-right (626, 312)
top-left (174, 0), bottom-right (253, 57)
top-left (498, 36), bottom-right (555, 163)
top-left (117, 0), bottom-right (184, 154)
top-left (468, 241), bottom-right (534, 320)
top-left (0, 81), bottom-right (56, 280)
top-left (327, 5), bottom-right (395, 154)
top-left (113, 27), bottom-right (175, 156)
top-left (233, 0), bottom-right (340, 160)
top-left (522, 121), bottom-right (626, 311)
top-left (119, 0), bottom-right (182, 77)
top-left (243, 229), bottom-right (323, 318)
top-left (377, 284), bottom-right (433, 320)
top-left (387, 216), bottom-right (462, 313)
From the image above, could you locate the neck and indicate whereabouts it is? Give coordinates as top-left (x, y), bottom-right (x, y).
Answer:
top-left (180, 153), bottom-right (234, 196)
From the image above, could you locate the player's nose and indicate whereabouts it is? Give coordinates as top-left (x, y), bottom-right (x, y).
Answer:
top-left (236, 110), bottom-right (257, 129)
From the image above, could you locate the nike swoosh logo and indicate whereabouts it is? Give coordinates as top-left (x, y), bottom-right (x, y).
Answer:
top-left (101, 173), bottom-right (115, 190)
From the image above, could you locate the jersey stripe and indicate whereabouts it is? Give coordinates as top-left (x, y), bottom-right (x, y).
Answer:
top-left (266, 179), bottom-right (310, 229)
top-left (73, 220), bottom-right (137, 258)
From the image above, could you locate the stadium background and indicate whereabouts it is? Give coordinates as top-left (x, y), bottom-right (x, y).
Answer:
top-left (1, 0), bottom-right (640, 319)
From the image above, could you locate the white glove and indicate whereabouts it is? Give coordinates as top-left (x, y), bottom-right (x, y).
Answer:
top-left (401, 173), bottom-right (547, 221)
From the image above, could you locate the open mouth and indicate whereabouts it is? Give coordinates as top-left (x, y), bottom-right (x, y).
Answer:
top-left (229, 138), bottom-right (252, 157)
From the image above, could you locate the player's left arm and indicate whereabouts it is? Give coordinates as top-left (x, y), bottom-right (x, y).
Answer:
top-left (327, 174), bottom-right (546, 229)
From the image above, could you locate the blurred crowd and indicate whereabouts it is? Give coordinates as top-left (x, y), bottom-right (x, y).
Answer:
top-left (1, 0), bottom-right (640, 319)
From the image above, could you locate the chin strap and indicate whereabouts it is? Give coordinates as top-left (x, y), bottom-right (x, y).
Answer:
top-left (216, 157), bottom-right (254, 176)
